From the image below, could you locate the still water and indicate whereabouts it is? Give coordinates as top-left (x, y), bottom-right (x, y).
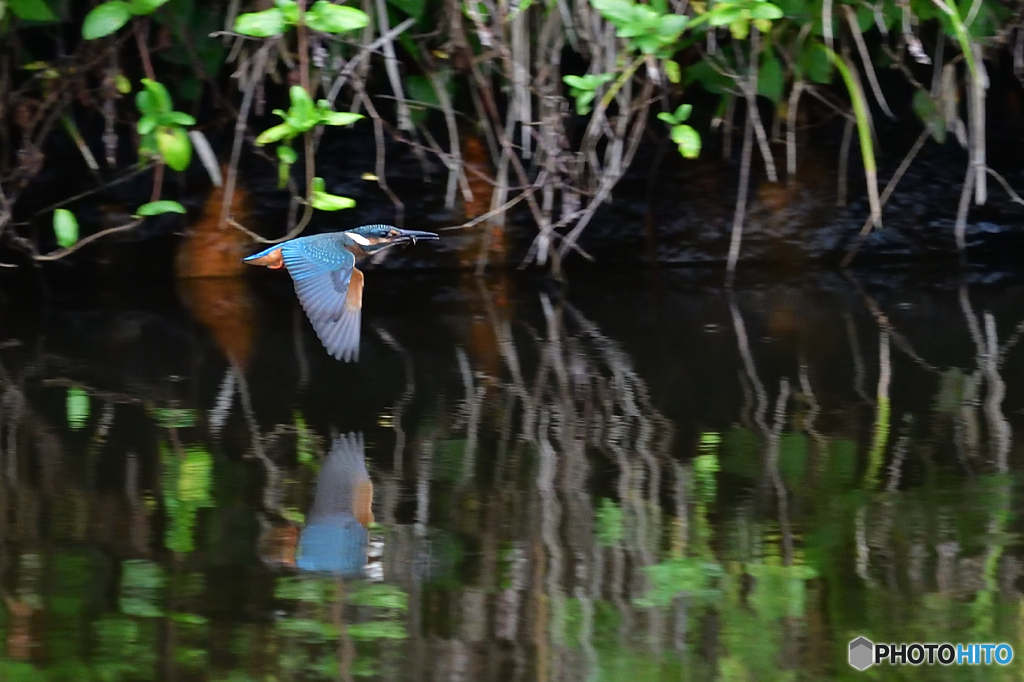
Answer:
top-left (0, 267), bottom-right (1022, 681)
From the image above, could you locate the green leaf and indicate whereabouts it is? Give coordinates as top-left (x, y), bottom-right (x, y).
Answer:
top-left (798, 40), bottom-right (833, 84)
top-left (53, 208), bottom-right (79, 248)
top-left (591, 0), bottom-right (637, 25)
top-left (67, 387), bottom-right (89, 429)
top-left (657, 112), bottom-right (676, 124)
top-left (287, 85), bottom-right (318, 129)
top-left (310, 190), bottom-right (357, 211)
top-left (319, 110), bottom-right (363, 127)
top-left (305, 0), bottom-right (370, 33)
top-left (139, 78), bottom-right (172, 114)
top-left (156, 127), bottom-right (192, 171)
top-left (9, 0), bottom-right (57, 21)
top-left (137, 115), bottom-right (157, 135)
top-left (82, 1), bottom-right (132, 39)
top-left (234, 7), bottom-right (286, 36)
top-left (671, 124), bottom-right (701, 158)
top-left (160, 111), bottom-right (196, 127)
top-left (127, 0), bottom-right (169, 14)
top-left (656, 13), bottom-right (688, 37)
top-left (673, 102), bottom-right (692, 121)
top-left (574, 90), bottom-right (596, 115)
top-left (707, 6), bottom-right (745, 26)
top-left (135, 200), bottom-right (186, 216)
top-left (728, 16), bottom-right (749, 39)
top-left (757, 52), bottom-right (784, 104)
top-left (115, 74), bottom-right (132, 94)
top-left (749, 0), bottom-right (782, 20)
top-left (255, 122), bottom-right (296, 145)
top-left (664, 59), bottom-right (681, 84)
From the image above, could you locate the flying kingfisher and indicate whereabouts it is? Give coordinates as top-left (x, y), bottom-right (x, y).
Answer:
top-left (243, 224), bottom-right (439, 361)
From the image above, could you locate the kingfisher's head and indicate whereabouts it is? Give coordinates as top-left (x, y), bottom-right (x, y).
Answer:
top-left (344, 224), bottom-right (439, 253)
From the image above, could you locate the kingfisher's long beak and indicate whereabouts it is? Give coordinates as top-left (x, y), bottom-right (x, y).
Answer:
top-left (391, 229), bottom-right (439, 245)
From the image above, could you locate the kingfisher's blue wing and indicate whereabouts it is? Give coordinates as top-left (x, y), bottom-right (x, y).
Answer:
top-left (279, 238), bottom-right (363, 362)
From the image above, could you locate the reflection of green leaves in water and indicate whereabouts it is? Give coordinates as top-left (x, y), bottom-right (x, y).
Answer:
top-left (693, 448), bottom-right (719, 502)
top-left (150, 407), bottom-right (197, 429)
top-left (863, 396), bottom-right (890, 488)
top-left (346, 583), bottom-right (409, 612)
top-left (778, 433), bottom-right (807, 487)
top-left (596, 498), bottom-right (624, 547)
top-left (347, 621), bottom-right (406, 640)
top-left (93, 615), bottom-right (158, 681)
top-left (0, 661), bottom-right (42, 682)
top-left (294, 410), bottom-right (318, 468)
top-left (276, 618), bottom-right (340, 640)
top-left (435, 438), bottom-right (468, 482)
top-left (721, 425), bottom-right (758, 479)
top-left (162, 443), bottom-right (215, 554)
top-left (66, 387), bottom-right (90, 430)
top-left (272, 575), bottom-right (409, 679)
top-left (635, 557), bottom-right (724, 608)
top-left (119, 560), bottom-right (166, 617)
top-left (935, 368), bottom-right (966, 415)
top-left (746, 562), bottom-right (817, 620)
top-left (275, 575), bottom-right (338, 602)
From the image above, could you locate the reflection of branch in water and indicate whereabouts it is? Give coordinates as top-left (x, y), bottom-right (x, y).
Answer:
top-left (766, 379), bottom-right (793, 566)
top-left (983, 312), bottom-right (1011, 470)
top-left (728, 291), bottom-right (769, 441)
top-left (844, 312), bottom-right (872, 406)
top-left (375, 326), bottom-right (415, 476)
top-left (957, 286), bottom-right (984, 467)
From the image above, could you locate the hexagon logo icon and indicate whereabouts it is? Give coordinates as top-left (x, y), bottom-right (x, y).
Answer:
top-left (849, 637), bottom-right (874, 670)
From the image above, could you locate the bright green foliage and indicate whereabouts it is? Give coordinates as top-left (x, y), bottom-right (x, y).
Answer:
top-left (590, 0), bottom-right (688, 56)
top-left (135, 200), bottom-right (186, 217)
top-left (8, 0), bottom-right (56, 21)
top-left (81, 0), bottom-right (170, 39)
top-left (234, 0), bottom-right (369, 37)
top-left (53, 208), bottom-right (79, 248)
top-left (658, 103), bottom-right (701, 159)
top-left (695, 0), bottom-right (783, 39)
top-left (635, 557), bottom-right (724, 607)
top-left (563, 73), bottom-right (613, 115)
top-left (256, 86), bottom-right (362, 194)
top-left (136, 78), bottom-right (195, 171)
top-left (309, 177), bottom-right (356, 211)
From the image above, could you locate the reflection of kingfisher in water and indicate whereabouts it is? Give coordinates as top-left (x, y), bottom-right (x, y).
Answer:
top-left (296, 432), bottom-right (375, 577)
top-left (243, 225), bottom-right (438, 361)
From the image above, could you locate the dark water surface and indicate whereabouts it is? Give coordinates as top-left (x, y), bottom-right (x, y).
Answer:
top-left (1, 267), bottom-right (1023, 681)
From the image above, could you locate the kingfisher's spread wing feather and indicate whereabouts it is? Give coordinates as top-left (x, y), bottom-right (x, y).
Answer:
top-left (279, 238), bottom-right (363, 362)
